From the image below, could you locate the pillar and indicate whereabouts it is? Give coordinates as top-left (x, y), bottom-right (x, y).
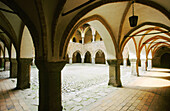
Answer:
top-left (17, 58), bottom-right (32, 89)
top-left (10, 59), bottom-right (18, 78)
top-left (148, 58), bottom-right (152, 70)
top-left (4, 58), bottom-right (10, 71)
top-left (92, 34), bottom-right (95, 42)
top-left (107, 60), bottom-right (122, 87)
top-left (92, 57), bottom-right (95, 64)
top-left (81, 57), bottom-right (84, 63)
top-left (91, 26), bottom-right (96, 42)
top-left (69, 57), bottom-right (72, 64)
top-left (35, 60), bottom-right (66, 111)
top-left (123, 58), bottom-right (127, 67)
top-left (82, 37), bottom-right (84, 45)
top-left (130, 59), bottom-right (138, 76)
top-left (141, 59), bottom-right (146, 71)
top-left (0, 58), bottom-right (4, 68)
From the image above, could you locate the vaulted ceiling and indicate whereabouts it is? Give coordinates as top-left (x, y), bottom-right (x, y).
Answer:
top-left (0, 0), bottom-right (169, 61)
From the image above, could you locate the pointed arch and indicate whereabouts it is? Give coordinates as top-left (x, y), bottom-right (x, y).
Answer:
top-left (72, 51), bottom-right (81, 63)
top-left (84, 51), bottom-right (91, 63)
top-left (62, 15), bottom-right (117, 60)
top-left (20, 26), bottom-right (34, 58)
top-left (95, 50), bottom-right (106, 64)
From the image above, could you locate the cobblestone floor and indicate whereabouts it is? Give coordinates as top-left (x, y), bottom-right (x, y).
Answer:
top-left (0, 64), bottom-right (170, 111)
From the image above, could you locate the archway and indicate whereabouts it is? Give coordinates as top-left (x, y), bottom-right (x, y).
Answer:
top-left (161, 53), bottom-right (170, 68)
top-left (95, 50), bottom-right (105, 64)
top-left (73, 51), bottom-right (81, 63)
top-left (84, 51), bottom-right (91, 63)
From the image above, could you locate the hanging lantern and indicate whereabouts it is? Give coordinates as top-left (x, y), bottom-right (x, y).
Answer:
top-left (129, 0), bottom-right (138, 27)
top-left (129, 16), bottom-right (138, 27)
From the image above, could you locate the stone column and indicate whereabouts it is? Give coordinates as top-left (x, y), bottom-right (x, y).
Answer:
top-left (148, 59), bottom-right (152, 70)
top-left (92, 34), bottom-right (95, 42)
top-left (81, 57), bottom-right (84, 63)
top-left (0, 58), bottom-right (4, 68)
top-left (123, 58), bottom-right (127, 67)
top-left (17, 58), bottom-right (32, 89)
top-left (105, 59), bottom-right (108, 65)
top-left (107, 60), bottom-right (122, 87)
top-left (141, 59), bottom-right (146, 71)
top-left (82, 36), bottom-right (85, 45)
top-left (69, 57), bottom-right (72, 64)
top-left (35, 60), bottom-right (66, 111)
top-left (92, 57), bottom-right (95, 64)
top-left (91, 26), bottom-right (96, 42)
top-left (130, 59), bottom-right (138, 76)
top-left (10, 59), bottom-right (18, 78)
top-left (4, 58), bottom-right (10, 71)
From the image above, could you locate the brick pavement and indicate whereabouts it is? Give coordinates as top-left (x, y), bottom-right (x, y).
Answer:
top-left (84, 68), bottom-right (170, 111)
top-left (0, 68), bottom-right (170, 111)
top-left (0, 78), bottom-right (30, 111)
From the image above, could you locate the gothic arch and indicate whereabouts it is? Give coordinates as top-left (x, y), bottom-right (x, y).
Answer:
top-left (62, 15), bottom-right (117, 60)
top-left (84, 51), bottom-right (91, 63)
top-left (95, 50), bottom-right (106, 64)
top-left (72, 51), bottom-right (82, 63)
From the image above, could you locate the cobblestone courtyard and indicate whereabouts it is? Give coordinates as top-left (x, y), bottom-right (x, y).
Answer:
top-left (0, 64), bottom-right (170, 111)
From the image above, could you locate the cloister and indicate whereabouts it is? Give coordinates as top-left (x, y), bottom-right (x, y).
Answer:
top-left (0, 0), bottom-right (170, 111)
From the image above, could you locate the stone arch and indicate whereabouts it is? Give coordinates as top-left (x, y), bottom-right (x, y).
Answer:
top-left (140, 46), bottom-right (146, 60)
top-left (62, 15), bottom-right (117, 60)
top-left (61, 0), bottom-right (170, 58)
top-left (0, 1), bottom-right (45, 59)
top-left (11, 44), bottom-right (17, 59)
top-left (20, 26), bottom-right (34, 58)
top-left (152, 44), bottom-right (170, 57)
top-left (72, 51), bottom-right (81, 63)
top-left (95, 50), bottom-right (106, 64)
top-left (84, 51), bottom-right (91, 63)
top-left (121, 23), bottom-right (170, 53)
top-left (127, 38), bottom-right (137, 59)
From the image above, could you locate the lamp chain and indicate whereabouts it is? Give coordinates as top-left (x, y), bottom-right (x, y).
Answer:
top-left (132, 0), bottom-right (134, 16)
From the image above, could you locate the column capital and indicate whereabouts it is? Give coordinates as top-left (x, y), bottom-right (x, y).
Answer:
top-left (18, 58), bottom-right (33, 64)
top-left (107, 59), bottom-right (122, 66)
top-left (35, 59), bottom-right (66, 72)
top-left (10, 58), bottom-right (17, 63)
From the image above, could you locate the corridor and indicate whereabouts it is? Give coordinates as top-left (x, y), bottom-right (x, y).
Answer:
top-left (0, 66), bottom-right (170, 111)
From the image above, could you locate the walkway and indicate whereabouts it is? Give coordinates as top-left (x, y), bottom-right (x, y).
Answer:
top-left (0, 65), bottom-right (170, 111)
top-left (84, 68), bottom-right (170, 111)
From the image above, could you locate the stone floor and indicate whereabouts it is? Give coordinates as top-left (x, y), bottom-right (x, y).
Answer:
top-left (0, 64), bottom-right (170, 111)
